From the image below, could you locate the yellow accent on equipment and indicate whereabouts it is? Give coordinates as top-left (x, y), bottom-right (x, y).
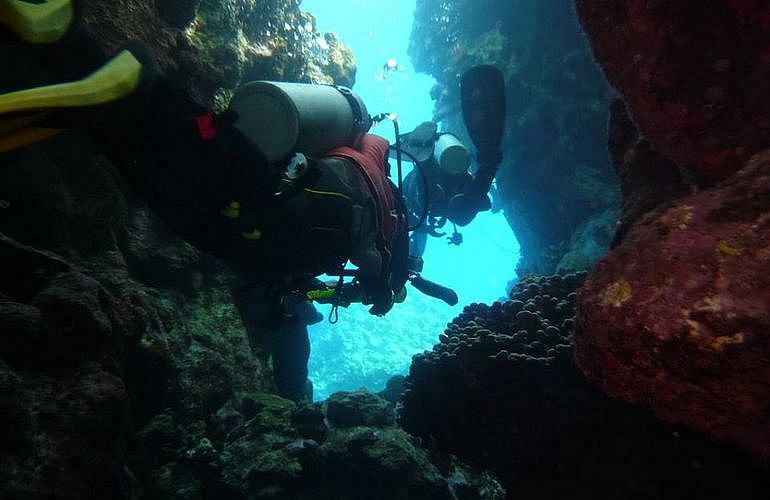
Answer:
top-left (0, 0), bottom-right (74, 44)
top-left (0, 49), bottom-right (143, 116)
top-left (220, 201), bottom-right (240, 218)
top-left (303, 187), bottom-right (352, 201)
top-left (240, 228), bottom-right (262, 240)
top-left (0, 126), bottom-right (64, 153)
top-left (307, 289), bottom-right (335, 301)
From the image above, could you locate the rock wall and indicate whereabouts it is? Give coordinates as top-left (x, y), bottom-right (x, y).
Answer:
top-left (0, 131), bottom-right (267, 497)
top-left (81, 0), bottom-right (356, 106)
top-left (574, 0), bottom-right (770, 458)
top-left (410, 0), bottom-right (620, 276)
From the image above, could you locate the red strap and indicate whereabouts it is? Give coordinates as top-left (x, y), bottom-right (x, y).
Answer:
top-left (194, 112), bottom-right (217, 140)
top-left (328, 135), bottom-right (397, 246)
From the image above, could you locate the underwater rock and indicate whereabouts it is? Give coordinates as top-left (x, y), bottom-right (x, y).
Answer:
top-left (608, 98), bottom-right (693, 246)
top-left (292, 401), bottom-right (328, 443)
top-left (576, 0), bottom-right (770, 187)
top-left (156, 0), bottom-right (201, 28)
top-left (326, 389), bottom-right (396, 428)
top-left (80, 0), bottom-right (356, 105)
top-left (401, 273), bottom-right (770, 497)
top-left (575, 151), bottom-right (770, 459)
top-left (0, 133), bottom-right (267, 498)
top-left (0, 234), bottom-right (131, 499)
top-left (378, 374), bottom-right (407, 403)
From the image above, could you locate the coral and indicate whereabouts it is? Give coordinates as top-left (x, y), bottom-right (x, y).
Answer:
top-left (575, 151), bottom-right (770, 458)
top-left (575, 0), bottom-right (770, 187)
top-left (326, 389), bottom-right (396, 428)
top-left (156, 0), bottom-right (202, 28)
top-left (400, 273), bottom-right (770, 497)
top-left (80, 0), bottom-right (356, 106)
top-left (0, 233), bottom-right (133, 498)
top-left (134, 389), bottom-right (501, 499)
top-left (410, 0), bottom-right (620, 276)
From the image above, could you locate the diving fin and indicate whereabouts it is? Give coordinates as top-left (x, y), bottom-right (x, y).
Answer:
top-left (461, 65), bottom-right (506, 158)
top-left (0, 0), bottom-right (75, 44)
top-left (0, 48), bottom-right (144, 117)
top-left (410, 275), bottom-right (458, 306)
top-left (447, 65), bottom-right (506, 226)
top-left (0, 43), bottom-right (156, 152)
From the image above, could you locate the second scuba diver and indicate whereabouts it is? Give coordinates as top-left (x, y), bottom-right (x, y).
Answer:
top-left (0, 0), bottom-right (505, 400)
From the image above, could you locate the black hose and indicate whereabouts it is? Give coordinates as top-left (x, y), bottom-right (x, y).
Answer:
top-left (372, 113), bottom-right (431, 233)
top-left (393, 119), bottom-right (403, 195)
top-left (389, 146), bottom-right (430, 232)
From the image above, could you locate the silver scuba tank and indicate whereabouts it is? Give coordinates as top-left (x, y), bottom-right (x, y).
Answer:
top-left (228, 81), bottom-right (372, 163)
top-left (433, 133), bottom-right (471, 175)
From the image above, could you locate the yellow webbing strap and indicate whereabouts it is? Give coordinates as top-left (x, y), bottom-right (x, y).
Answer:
top-left (0, 49), bottom-right (143, 115)
top-left (0, 126), bottom-right (64, 152)
top-left (0, 0), bottom-right (74, 44)
top-left (307, 289), bottom-right (336, 302)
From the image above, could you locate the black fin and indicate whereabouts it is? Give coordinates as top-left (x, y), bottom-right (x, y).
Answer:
top-left (461, 65), bottom-right (506, 154)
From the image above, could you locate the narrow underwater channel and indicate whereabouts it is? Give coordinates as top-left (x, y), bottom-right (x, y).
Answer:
top-left (301, 0), bottom-right (521, 399)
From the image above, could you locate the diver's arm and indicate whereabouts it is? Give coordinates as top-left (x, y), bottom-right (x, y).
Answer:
top-left (446, 149), bottom-right (499, 226)
top-left (467, 149), bottom-right (502, 206)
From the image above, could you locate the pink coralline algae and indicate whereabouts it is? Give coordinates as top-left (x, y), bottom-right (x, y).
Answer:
top-left (575, 0), bottom-right (770, 187)
top-left (575, 151), bottom-right (770, 458)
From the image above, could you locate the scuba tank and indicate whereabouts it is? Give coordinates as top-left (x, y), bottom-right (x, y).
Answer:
top-left (433, 133), bottom-right (471, 176)
top-left (228, 81), bottom-right (372, 163)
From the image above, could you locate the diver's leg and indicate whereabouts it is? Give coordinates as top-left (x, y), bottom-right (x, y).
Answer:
top-left (235, 287), bottom-right (312, 402)
top-left (273, 317), bottom-right (311, 402)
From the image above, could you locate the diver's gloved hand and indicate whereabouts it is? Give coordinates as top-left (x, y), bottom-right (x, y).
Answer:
top-left (446, 192), bottom-right (492, 227)
top-left (359, 276), bottom-right (395, 316)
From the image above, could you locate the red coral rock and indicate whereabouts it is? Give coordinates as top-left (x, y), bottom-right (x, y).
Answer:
top-left (575, 0), bottom-right (770, 187)
top-left (575, 151), bottom-right (770, 458)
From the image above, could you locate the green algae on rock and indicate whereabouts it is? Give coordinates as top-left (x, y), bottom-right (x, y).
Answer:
top-left (81, 0), bottom-right (357, 106)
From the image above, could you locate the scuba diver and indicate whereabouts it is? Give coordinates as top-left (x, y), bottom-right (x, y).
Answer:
top-left (397, 121), bottom-right (477, 259)
top-left (376, 58), bottom-right (405, 80)
top-left (0, 0), bottom-right (505, 401)
top-left (395, 66), bottom-right (507, 275)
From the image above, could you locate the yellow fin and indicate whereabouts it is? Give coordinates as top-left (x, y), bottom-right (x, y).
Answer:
top-left (0, 49), bottom-right (143, 115)
top-left (0, 0), bottom-right (74, 44)
top-left (241, 228), bottom-right (262, 240)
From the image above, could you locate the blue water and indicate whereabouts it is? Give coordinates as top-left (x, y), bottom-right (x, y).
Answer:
top-left (301, 0), bottom-right (520, 399)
